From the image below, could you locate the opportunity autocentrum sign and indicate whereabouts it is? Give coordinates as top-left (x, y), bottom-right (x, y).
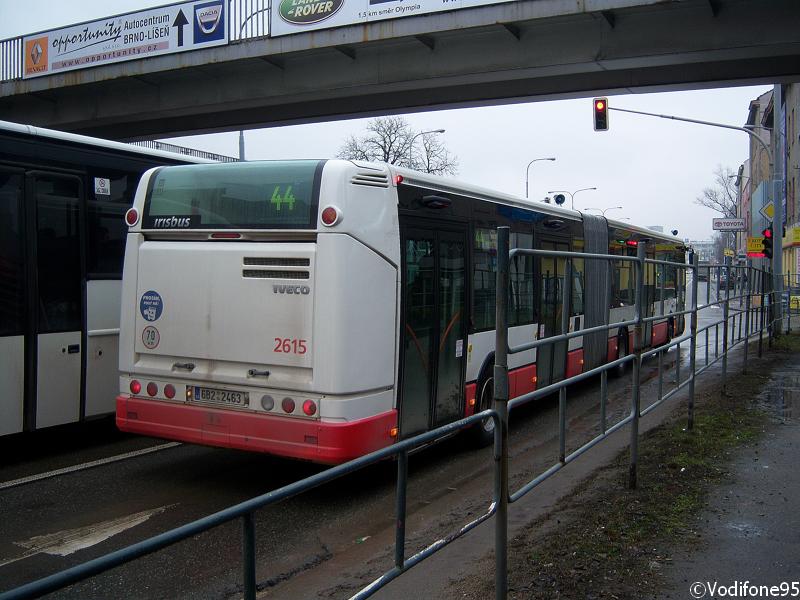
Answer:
top-left (23, 1), bottom-right (227, 79)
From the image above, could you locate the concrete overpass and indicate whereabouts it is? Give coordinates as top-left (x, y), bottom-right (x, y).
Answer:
top-left (0, 0), bottom-right (798, 140)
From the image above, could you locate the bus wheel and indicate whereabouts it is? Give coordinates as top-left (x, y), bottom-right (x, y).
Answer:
top-left (469, 372), bottom-right (495, 448)
top-left (612, 332), bottom-right (628, 378)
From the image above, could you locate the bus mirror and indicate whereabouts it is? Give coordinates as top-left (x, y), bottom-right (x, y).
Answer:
top-left (543, 218), bottom-right (566, 230)
top-left (422, 195), bottom-right (452, 209)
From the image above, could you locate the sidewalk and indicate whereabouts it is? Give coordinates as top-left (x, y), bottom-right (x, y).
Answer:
top-left (660, 363), bottom-right (800, 599)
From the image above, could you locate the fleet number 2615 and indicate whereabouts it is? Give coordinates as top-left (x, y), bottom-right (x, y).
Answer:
top-left (274, 338), bottom-right (307, 354)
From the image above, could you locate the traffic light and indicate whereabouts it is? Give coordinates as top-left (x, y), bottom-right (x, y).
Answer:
top-left (593, 97), bottom-right (609, 131)
top-left (762, 225), bottom-right (773, 259)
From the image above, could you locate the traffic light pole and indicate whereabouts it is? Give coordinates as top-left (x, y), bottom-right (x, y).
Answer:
top-left (608, 105), bottom-right (781, 330)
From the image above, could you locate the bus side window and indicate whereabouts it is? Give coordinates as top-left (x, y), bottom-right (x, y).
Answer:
top-left (472, 227), bottom-right (497, 331)
top-left (87, 172), bottom-right (136, 278)
top-left (570, 238), bottom-right (585, 317)
top-left (509, 231), bottom-right (535, 326)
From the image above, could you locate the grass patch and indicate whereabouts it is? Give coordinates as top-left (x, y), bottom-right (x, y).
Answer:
top-left (449, 345), bottom-right (787, 599)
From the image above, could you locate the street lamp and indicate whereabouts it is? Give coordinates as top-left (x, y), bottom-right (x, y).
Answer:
top-left (547, 187), bottom-right (597, 210)
top-left (525, 157), bottom-right (556, 199)
top-left (408, 129), bottom-right (445, 165)
top-left (584, 206), bottom-right (623, 217)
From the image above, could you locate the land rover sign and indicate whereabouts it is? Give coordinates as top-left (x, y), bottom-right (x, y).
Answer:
top-left (271, 0), bottom-right (514, 36)
top-left (280, 0), bottom-right (344, 24)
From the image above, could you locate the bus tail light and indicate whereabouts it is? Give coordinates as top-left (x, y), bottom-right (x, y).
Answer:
top-left (390, 427), bottom-right (399, 438)
top-left (261, 395), bottom-right (275, 411)
top-left (147, 382), bottom-right (158, 397)
top-left (321, 206), bottom-right (340, 226)
top-left (130, 380), bottom-right (141, 395)
top-left (302, 400), bottom-right (317, 416)
top-left (281, 397), bottom-right (295, 413)
top-left (164, 384), bottom-right (176, 399)
top-left (125, 208), bottom-right (139, 226)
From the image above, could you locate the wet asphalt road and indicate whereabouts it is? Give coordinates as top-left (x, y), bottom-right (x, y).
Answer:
top-left (0, 282), bottom-right (739, 599)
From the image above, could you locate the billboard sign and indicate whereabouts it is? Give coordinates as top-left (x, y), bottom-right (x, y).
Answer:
top-left (712, 218), bottom-right (746, 231)
top-left (746, 236), bottom-right (765, 258)
top-left (23, 1), bottom-right (227, 79)
top-left (271, 0), bottom-right (513, 37)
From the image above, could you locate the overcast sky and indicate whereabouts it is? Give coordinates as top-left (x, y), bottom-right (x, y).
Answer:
top-left (0, 0), bottom-right (772, 241)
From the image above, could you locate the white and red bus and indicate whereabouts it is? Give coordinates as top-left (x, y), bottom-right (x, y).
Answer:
top-left (116, 160), bottom-right (685, 463)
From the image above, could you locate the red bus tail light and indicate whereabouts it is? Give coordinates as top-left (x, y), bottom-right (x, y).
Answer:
top-left (130, 380), bottom-right (142, 395)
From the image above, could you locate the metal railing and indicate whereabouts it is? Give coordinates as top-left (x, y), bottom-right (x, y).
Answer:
top-left (0, 227), bottom-right (777, 600)
top-left (0, 0), bottom-right (270, 82)
top-left (128, 140), bottom-right (240, 162)
top-left (0, 412), bottom-right (501, 600)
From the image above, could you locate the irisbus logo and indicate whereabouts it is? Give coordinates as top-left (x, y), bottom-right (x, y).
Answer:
top-left (274, 284), bottom-right (311, 295)
top-left (152, 216), bottom-right (191, 228)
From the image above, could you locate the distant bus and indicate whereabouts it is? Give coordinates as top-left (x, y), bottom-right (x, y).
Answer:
top-left (116, 160), bottom-right (686, 463)
top-left (0, 120), bottom-right (233, 437)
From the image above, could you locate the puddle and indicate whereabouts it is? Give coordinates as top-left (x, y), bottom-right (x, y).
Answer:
top-left (726, 520), bottom-right (764, 538)
top-left (757, 370), bottom-right (800, 422)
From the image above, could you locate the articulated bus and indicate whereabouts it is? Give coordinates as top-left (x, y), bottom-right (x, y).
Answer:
top-left (0, 120), bottom-right (234, 437)
top-left (116, 160), bottom-right (686, 463)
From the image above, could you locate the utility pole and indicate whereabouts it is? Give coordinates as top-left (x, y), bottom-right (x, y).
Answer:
top-left (772, 84), bottom-right (784, 333)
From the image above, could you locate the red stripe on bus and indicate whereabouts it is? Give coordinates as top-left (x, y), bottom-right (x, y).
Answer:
top-left (465, 382), bottom-right (477, 416)
top-left (509, 364), bottom-right (537, 399)
top-left (651, 322), bottom-right (669, 346)
top-left (465, 364), bottom-right (537, 413)
top-left (566, 349), bottom-right (584, 378)
top-left (116, 396), bottom-right (397, 465)
top-left (607, 336), bottom-right (618, 362)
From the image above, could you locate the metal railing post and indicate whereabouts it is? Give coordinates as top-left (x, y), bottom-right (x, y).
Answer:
top-left (629, 242), bottom-right (646, 490)
top-left (743, 265), bottom-right (751, 373)
top-left (758, 270), bottom-right (765, 358)
top-left (559, 259), bottom-right (572, 463)
top-left (243, 513), bottom-right (256, 600)
top-left (688, 255), bottom-right (698, 430)
top-left (722, 270), bottom-right (730, 394)
top-left (494, 226), bottom-right (510, 600)
top-left (395, 450), bottom-right (408, 570)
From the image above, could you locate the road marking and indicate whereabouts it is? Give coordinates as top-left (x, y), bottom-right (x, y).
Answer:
top-left (0, 505), bottom-right (176, 568)
top-left (0, 442), bottom-right (181, 491)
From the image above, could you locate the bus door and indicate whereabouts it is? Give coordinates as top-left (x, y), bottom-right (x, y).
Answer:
top-left (537, 239), bottom-right (570, 389)
top-left (399, 226), bottom-right (468, 438)
top-left (26, 172), bottom-right (84, 430)
top-left (0, 168), bottom-right (25, 435)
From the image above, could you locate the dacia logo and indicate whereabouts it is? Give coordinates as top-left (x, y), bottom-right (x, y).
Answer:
top-left (273, 285), bottom-right (311, 295)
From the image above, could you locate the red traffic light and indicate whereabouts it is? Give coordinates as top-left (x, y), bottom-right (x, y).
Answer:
top-left (763, 227), bottom-right (773, 239)
top-left (593, 97), bottom-right (609, 131)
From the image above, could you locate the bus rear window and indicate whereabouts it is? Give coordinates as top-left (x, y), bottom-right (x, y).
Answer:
top-left (143, 160), bottom-right (322, 229)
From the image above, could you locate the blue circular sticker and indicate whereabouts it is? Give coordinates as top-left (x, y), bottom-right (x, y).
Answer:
top-left (140, 291), bottom-right (163, 322)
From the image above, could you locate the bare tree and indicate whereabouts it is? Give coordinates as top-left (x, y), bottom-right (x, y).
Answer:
top-left (695, 165), bottom-right (738, 218)
top-left (337, 116), bottom-right (458, 175)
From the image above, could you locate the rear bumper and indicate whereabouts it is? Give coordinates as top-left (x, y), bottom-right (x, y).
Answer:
top-left (116, 396), bottom-right (398, 464)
